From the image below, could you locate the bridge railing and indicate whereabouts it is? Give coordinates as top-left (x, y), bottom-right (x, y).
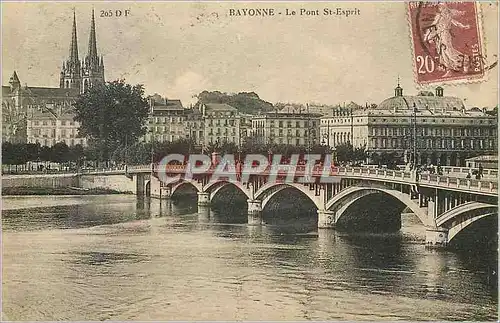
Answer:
top-left (442, 166), bottom-right (498, 178)
top-left (418, 173), bottom-right (497, 193)
top-left (111, 163), bottom-right (498, 195)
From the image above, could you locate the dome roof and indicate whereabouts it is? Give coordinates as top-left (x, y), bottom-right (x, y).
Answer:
top-left (377, 95), bottom-right (465, 112)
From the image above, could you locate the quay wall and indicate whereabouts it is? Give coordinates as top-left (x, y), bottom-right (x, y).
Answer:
top-left (2, 174), bottom-right (137, 194)
top-left (79, 174), bottom-right (136, 193)
top-left (2, 174), bottom-right (79, 188)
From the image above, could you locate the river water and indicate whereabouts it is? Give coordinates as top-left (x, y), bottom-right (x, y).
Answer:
top-left (2, 195), bottom-right (497, 321)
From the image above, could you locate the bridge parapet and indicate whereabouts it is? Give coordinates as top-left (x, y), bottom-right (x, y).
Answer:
top-left (442, 166), bottom-right (498, 178)
top-left (88, 164), bottom-right (497, 196)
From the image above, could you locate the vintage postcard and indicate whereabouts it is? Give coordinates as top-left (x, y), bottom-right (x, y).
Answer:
top-left (1, 1), bottom-right (498, 321)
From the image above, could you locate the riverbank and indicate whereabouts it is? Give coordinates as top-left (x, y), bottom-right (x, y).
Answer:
top-left (2, 186), bottom-right (131, 196)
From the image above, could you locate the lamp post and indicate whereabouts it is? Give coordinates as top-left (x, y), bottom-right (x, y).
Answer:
top-left (402, 97), bottom-right (418, 169)
top-left (124, 133), bottom-right (128, 167)
top-left (306, 104), bottom-right (311, 155)
top-left (150, 128), bottom-right (155, 173)
top-left (412, 103), bottom-right (417, 168)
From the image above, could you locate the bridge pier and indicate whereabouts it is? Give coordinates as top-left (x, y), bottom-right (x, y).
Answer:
top-left (425, 228), bottom-right (448, 248)
top-left (135, 173), bottom-right (146, 196)
top-left (198, 205), bottom-right (210, 223)
top-left (247, 199), bottom-right (263, 225)
top-left (151, 179), bottom-right (171, 199)
top-left (197, 192), bottom-right (210, 206)
top-left (317, 209), bottom-right (335, 229)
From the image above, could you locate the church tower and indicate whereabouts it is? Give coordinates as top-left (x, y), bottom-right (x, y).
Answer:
top-left (81, 9), bottom-right (105, 93)
top-left (9, 71), bottom-right (21, 92)
top-left (60, 11), bottom-right (82, 91)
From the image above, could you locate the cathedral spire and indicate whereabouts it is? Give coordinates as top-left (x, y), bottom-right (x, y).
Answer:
top-left (61, 10), bottom-right (81, 90)
top-left (9, 71), bottom-right (21, 91)
top-left (69, 9), bottom-right (79, 63)
top-left (87, 8), bottom-right (98, 64)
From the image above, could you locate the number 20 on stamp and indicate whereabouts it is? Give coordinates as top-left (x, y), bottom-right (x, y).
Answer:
top-left (408, 2), bottom-right (484, 84)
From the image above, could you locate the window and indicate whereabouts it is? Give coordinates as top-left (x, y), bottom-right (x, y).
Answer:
top-left (61, 120), bottom-right (66, 126)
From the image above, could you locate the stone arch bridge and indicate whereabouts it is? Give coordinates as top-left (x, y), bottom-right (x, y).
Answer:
top-left (91, 164), bottom-right (498, 248)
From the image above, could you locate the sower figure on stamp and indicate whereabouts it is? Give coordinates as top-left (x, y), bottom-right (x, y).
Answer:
top-left (423, 3), bottom-right (470, 77)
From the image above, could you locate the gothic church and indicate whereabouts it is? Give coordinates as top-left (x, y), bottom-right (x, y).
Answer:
top-left (2, 10), bottom-right (105, 145)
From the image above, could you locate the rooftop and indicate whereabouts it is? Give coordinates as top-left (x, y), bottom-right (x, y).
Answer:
top-left (28, 105), bottom-right (77, 121)
top-left (258, 111), bottom-right (323, 118)
top-left (152, 99), bottom-right (184, 111)
top-left (378, 94), bottom-right (465, 112)
top-left (2, 85), bottom-right (79, 99)
top-left (204, 103), bottom-right (238, 112)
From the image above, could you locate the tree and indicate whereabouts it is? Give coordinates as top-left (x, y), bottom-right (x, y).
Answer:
top-left (194, 91), bottom-right (274, 115)
top-left (485, 106), bottom-right (497, 116)
top-left (26, 143), bottom-right (41, 162)
top-left (68, 144), bottom-right (84, 164)
top-left (335, 143), bottom-right (354, 163)
top-left (2, 142), bottom-right (14, 165)
top-left (353, 145), bottom-right (368, 163)
top-left (51, 142), bottom-right (70, 163)
top-left (73, 79), bottom-right (150, 161)
top-left (39, 146), bottom-right (53, 170)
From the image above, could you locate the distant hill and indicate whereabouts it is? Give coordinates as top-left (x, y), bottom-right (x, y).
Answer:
top-left (194, 91), bottom-right (274, 115)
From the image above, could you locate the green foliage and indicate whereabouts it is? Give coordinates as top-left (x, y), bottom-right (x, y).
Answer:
top-left (2, 142), bottom-right (88, 167)
top-left (73, 80), bottom-right (150, 160)
top-left (485, 106), bottom-right (497, 116)
top-left (194, 91), bottom-right (274, 115)
top-left (371, 152), bottom-right (400, 168)
top-left (335, 143), bottom-right (368, 164)
top-left (51, 142), bottom-right (70, 163)
top-left (68, 144), bottom-right (84, 162)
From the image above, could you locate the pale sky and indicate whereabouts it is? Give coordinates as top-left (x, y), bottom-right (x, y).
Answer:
top-left (2, 2), bottom-right (498, 107)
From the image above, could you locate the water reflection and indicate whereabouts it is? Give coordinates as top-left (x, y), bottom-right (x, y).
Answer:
top-left (70, 251), bottom-right (152, 267)
top-left (2, 195), bottom-right (497, 321)
top-left (197, 205), bottom-right (211, 223)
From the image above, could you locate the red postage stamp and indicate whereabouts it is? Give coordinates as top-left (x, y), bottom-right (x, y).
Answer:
top-left (408, 2), bottom-right (485, 84)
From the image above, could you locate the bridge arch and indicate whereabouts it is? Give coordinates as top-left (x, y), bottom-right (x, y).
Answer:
top-left (170, 179), bottom-right (203, 197)
top-left (325, 186), bottom-right (431, 227)
top-left (203, 180), bottom-right (252, 201)
top-left (254, 182), bottom-right (322, 210)
top-left (436, 202), bottom-right (498, 243)
top-left (145, 180), bottom-right (151, 197)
